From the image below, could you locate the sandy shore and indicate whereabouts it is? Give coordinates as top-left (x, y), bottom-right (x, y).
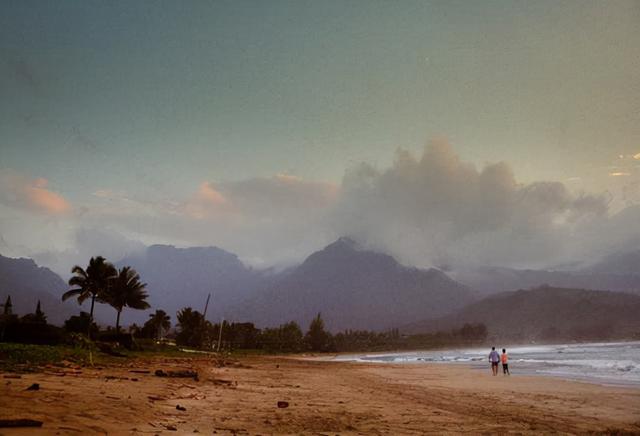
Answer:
top-left (1, 354), bottom-right (639, 435)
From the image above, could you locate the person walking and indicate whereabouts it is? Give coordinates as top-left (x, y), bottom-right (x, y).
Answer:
top-left (501, 349), bottom-right (510, 375)
top-left (489, 347), bottom-right (500, 376)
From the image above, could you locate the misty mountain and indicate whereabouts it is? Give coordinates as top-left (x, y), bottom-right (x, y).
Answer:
top-left (452, 263), bottom-right (640, 296)
top-left (0, 254), bottom-right (78, 325)
top-left (117, 245), bottom-right (269, 324)
top-left (230, 238), bottom-right (476, 331)
top-left (587, 249), bottom-right (640, 276)
top-left (403, 286), bottom-right (640, 342)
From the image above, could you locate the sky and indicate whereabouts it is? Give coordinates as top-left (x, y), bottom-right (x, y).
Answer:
top-left (1, 0), bottom-right (639, 275)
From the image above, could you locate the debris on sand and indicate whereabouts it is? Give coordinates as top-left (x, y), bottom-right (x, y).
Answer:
top-left (154, 369), bottom-right (198, 380)
top-left (212, 378), bottom-right (234, 386)
top-left (0, 419), bottom-right (43, 428)
top-left (176, 405), bottom-right (187, 411)
top-left (277, 401), bottom-right (289, 408)
top-left (26, 383), bottom-right (40, 391)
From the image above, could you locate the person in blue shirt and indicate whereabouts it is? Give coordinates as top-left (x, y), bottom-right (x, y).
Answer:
top-left (488, 346), bottom-right (500, 376)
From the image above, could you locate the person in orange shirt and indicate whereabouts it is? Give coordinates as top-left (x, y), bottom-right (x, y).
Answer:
top-left (501, 349), bottom-right (510, 375)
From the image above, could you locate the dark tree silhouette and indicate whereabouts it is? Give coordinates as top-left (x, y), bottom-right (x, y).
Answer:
top-left (176, 307), bottom-right (210, 348)
top-left (145, 309), bottom-right (171, 340)
top-left (62, 256), bottom-right (116, 338)
top-left (1, 295), bottom-right (15, 341)
top-left (103, 266), bottom-right (150, 333)
top-left (21, 300), bottom-right (47, 324)
top-left (305, 312), bottom-right (332, 352)
top-left (64, 312), bottom-right (99, 336)
top-left (2, 295), bottom-right (12, 316)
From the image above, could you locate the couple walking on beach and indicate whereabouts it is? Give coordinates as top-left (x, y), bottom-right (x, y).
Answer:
top-left (489, 347), bottom-right (510, 376)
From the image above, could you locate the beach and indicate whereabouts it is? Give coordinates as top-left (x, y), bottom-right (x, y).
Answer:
top-left (1, 355), bottom-right (639, 435)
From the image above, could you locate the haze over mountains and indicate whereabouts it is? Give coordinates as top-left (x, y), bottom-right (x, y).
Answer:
top-left (1, 238), bottom-right (639, 334)
top-left (404, 286), bottom-right (640, 342)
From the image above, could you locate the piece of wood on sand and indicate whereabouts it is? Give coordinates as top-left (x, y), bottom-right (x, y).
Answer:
top-left (0, 419), bottom-right (44, 428)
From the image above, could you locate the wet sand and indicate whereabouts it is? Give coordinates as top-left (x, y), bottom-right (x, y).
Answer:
top-left (1, 355), bottom-right (639, 434)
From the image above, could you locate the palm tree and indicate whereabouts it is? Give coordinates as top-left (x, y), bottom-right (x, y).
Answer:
top-left (62, 256), bottom-right (116, 338)
top-left (147, 310), bottom-right (171, 341)
top-left (104, 266), bottom-right (150, 333)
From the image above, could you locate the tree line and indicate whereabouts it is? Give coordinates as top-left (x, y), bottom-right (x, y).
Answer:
top-left (1, 255), bottom-right (488, 352)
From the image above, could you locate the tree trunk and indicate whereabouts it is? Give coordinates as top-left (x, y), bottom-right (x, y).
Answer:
top-left (88, 294), bottom-right (96, 339)
top-left (116, 310), bottom-right (121, 334)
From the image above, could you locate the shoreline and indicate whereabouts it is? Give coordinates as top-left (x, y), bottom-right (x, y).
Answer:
top-left (316, 340), bottom-right (640, 388)
top-left (1, 354), bottom-right (639, 434)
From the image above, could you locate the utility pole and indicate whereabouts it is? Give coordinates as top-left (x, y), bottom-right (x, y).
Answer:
top-left (217, 318), bottom-right (224, 352)
top-left (202, 293), bottom-right (211, 319)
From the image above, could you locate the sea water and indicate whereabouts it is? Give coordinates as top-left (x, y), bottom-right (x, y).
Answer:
top-left (332, 341), bottom-right (640, 386)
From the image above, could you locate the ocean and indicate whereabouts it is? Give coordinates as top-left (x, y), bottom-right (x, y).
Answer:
top-left (332, 341), bottom-right (640, 386)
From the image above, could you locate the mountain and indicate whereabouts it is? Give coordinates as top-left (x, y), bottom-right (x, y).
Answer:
top-left (0, 254), bottom-right (80, 325)
top-left (452, 265), bottom-right (640, 296)
top-left (403, 286), bottom-right (640, 342)
top-left (230, 238), bottom-right (476, 331)
top-left (117, 245), bottom-right (268, 325)
top-left (587, 250), bottom-right (640, 275)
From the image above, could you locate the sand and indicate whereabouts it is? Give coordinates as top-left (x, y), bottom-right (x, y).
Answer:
top-left (1, 354), bottom-right (639, 435)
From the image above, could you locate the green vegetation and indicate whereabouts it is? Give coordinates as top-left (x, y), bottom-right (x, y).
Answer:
top-left (0, 342), bottom-right (93, 370)
top-left (170, 311), bottom-right (488, 353)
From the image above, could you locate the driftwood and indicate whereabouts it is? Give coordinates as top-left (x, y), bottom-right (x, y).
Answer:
top-left (129, 369), bottom-right (151, 374)
top-left (3, 374), bottom-right (22, 379)
top-left (105, 375), bottom-right (129, 381)
top-left (154, 369), bottom-right (198, 380)
top-left (0, 419), bottom-right (43, 428)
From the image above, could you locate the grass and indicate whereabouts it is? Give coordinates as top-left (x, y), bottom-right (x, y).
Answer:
top-left (0, 341), bottom-right (222, 371)
top-left (0, 343), bottom-right (94, 371)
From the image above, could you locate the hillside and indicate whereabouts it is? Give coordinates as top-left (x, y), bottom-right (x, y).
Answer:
top-left (403, 286), bottom-right (640, 342)
top-left (0, 254), bottom-right (80, 325)
top-left (231, 238), bottom-right (476, 331)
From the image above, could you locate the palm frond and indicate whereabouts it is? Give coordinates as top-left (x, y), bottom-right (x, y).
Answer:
top-left (61, 288), bottom-right (82, 302)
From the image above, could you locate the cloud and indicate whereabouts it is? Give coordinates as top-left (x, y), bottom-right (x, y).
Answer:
top-left (32, 227), bottom-right (146, 278)
top-left (184, 175), bottom-right (338, 222)
top-left (4, 141), bottom-right (637, 273)
top-left (0, 169), bottom-right (71, 215)
top-left (331, 139), bottom-right (609, 269)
